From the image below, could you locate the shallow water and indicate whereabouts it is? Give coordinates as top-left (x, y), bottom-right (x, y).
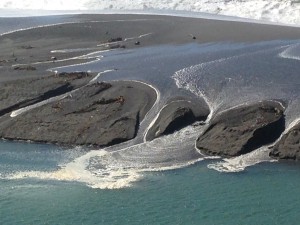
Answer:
top-left (1, 140), bottom-right (300, 225)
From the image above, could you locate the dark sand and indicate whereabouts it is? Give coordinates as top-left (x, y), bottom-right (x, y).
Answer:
top-left (1, 14), bottom-right (300, 81)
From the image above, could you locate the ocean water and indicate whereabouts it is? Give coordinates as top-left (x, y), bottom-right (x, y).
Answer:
top-left (1, 141), bottom-right (300, 225)
top-left (1, 14), bottom-right (300, 224)
top-left (0, 0), bottom-right (300, 25)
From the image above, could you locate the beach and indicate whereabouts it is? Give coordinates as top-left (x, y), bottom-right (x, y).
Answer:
top-left (2, 14), bottom-right (300, 71)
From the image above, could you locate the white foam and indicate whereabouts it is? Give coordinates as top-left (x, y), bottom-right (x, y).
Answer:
top-left (88, 69), bottom-right (115, 83)
top-left (278, 43), bottom-right (300, 61)
top-left (6, 125), bottom-right (204, 189)
top-left (207, 146), bottom-right (277, 173)
top-left (124, 32), bottom-right (153, 41)
top-left (172, 44), bottom-right (289, 118)
top-left (7, 150), bottom-right (142, 189)
top-left (0, 0), bottom-right (300, 25)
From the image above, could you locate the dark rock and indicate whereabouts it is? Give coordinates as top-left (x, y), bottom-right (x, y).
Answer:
top-left (108, 44), bottom-right (126, 49)
top-left (56, 71), bottom-right (90, 79)
top-left (135, 41), bottom-right (140, 45)
top-left (13, 65), bottom-right (36, 71)
top-left (0, 59), bottom-right (9, 63)
top-left (270, 121), bottom-right (300, 160)
top-left (107, 37), bottom-right (123, 43)
top-left (0, 75), bottom-right (91, 117)
top-left (196, 100), bottom-right (286, 157)
top-left (0, 81), bottom-right (156, 147)
top-left (20, 45), bottom-right (34, 49)
top-left (145, 99), bottom-right (210, 141)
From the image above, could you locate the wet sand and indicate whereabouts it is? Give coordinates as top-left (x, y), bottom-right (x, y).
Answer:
top-left (1, 14), bottom-right (300, 82)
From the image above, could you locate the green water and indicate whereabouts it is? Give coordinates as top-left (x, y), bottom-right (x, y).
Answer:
top-left (1, 142), bottom-right (300, 225)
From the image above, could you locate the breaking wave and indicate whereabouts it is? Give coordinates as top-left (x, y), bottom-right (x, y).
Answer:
top-left (0, 0), bottom-right (300, 25)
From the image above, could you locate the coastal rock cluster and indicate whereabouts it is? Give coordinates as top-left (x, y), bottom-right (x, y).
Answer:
top-left (145, 99), bottom-right (210, 141)
top-left (0, 14), bottom-right (299, 161)
top-left (195, 100), bottom-right (300, 161)
top-left (270, 121), bottom-right (300, 160)
top-left (0, 72), bottom-right (298, 160)
top-left (0, 74), bottom-right (156, 146)
top-left (0, 73), bottom-right (91, 117)
top-left (196, 101), bottom-right (286, 157)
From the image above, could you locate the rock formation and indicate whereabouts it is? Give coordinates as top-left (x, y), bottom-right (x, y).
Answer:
top-left (270, 121), bottom-right (300, 160)
top-left (196, 101), bottom-right (285, 157)
top-left (145, 99), bottom-right (210, 141)
top-left (0, 80), bottom-right (156, 147)
top-left (0, 73), bottom-right (91, 117)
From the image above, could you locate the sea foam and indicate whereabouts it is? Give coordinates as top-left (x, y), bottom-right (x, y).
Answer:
top-left (0, 0), bottom-right (300, 25)
top-left (5, 125), bottom-right (204, 189)
top-left (207, 147), bottom-right (277, 173)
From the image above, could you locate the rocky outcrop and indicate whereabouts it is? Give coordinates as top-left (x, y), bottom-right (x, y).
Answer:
top-left (270, 121), bottom-right (300, 160)
top-left (13, 65), bottom-right (36, 71)
top-left (145, 99), bottom-right (210, 141)
top-left (0, 81), bottom-right (156, 147)
top-left (196, 101), bottom-right (286, 157)
top-left (0, 74), bottom-right (91, 117)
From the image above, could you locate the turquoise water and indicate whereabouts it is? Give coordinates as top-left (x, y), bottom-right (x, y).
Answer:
top-left (1, 141), bottom-right (300, 225)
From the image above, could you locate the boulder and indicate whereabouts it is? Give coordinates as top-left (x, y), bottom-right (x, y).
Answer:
top-left (196, 100), bottom-right (286, 157)
top-left (13, 65), bottom-right (36, 71)
top-left (145, 99), bottom-right (210, 141)
top-left (270, 121), bottom-right (300, 160)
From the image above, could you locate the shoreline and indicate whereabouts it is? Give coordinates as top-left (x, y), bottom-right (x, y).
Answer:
top-left (0, 13), bottom-right (299, 160)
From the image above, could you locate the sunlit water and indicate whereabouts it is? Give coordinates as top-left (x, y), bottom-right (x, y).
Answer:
top-left (1, 20), bottom-right (300, 223)
top-left (1, 141), bottom-right (300, 225)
